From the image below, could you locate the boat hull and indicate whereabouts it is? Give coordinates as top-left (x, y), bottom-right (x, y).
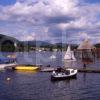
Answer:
top-left (13, 65), bottom-right (39, 71)
top-left (51, 68), bottom-right (77, 81)
top-left (51, 74), bottom-right (77, 81)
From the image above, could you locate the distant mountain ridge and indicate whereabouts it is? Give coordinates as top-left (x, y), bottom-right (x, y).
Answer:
top-left (0, 34), bottom-right (19, 52)
top-left (95, 43), bottom-right (100, 48)
top-left (0, 34), bottom-right (18, 42)
top-left (20, 40), bottom-right (52, 47)
top-left (0, 34), bottom-right (99, 52)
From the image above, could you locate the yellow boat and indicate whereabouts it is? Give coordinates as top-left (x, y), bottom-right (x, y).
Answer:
top-left (14, 65), bottom-right (39, 71)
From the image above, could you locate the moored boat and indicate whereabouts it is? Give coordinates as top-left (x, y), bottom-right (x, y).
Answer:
top-left (64, 45), bottom-right (76, 61)
top-left (12, 65), bottom-right (39, 71)
top-left (51, 68), bottom-right (77, 81)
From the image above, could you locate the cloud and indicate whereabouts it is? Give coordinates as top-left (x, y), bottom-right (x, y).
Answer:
top-left (0, 0), bottom-right (100, 44)
top-left (20, 32), bottom-right (36, 41)
top-left (79, 32), bottom-right (90, 39)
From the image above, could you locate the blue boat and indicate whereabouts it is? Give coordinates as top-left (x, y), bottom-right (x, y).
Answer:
top-left (0, 58), bottom-right (16, 64)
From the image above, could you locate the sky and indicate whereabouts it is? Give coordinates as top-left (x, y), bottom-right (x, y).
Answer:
top-left (0, 0), bottom-right (100, 44)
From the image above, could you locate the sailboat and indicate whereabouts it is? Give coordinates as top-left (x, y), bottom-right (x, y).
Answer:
top-left (64, 45), bottom-right (76, 61)
top-left (51, 45), bottom-right (78, 81)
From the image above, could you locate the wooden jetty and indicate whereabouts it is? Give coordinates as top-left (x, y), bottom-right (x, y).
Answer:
top-left (0, 63), bottom-right (17, 70)
top-left (64, 67), bottom-right (100, 73)
top-left (40, 67), bottom-right (55, 72)
top-left (40, 67), bottom-right (100, 73)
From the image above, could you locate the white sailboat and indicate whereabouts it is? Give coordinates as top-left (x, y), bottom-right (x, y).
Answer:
top-left (71, 51), bottom-right (76, 61)
top-left (64, 45), bottom-right (76, 61)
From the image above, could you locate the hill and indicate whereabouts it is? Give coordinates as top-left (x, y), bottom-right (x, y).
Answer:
top-left (95, 43), bottom-right (100, 48)
top-left (0, 34), bottom-right (19, 52)
top-left (0, 34), bottom-right (99, 52)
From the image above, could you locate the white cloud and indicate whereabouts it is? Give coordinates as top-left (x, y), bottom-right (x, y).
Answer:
top-left (21, 33), bottom-right (36, 41)
top-left (0, 0), bottom-right (100, 43)
top-left (0, 0), bottom-right (79, 21)
top-left (79, 32), bottom-right (90, 40)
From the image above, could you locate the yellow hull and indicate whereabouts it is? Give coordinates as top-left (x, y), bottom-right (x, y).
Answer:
top-left (14, 66), bottom-right (39, 71)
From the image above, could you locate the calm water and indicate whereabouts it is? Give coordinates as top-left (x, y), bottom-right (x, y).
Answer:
top-left (0, 51), bottom-right (100, 100)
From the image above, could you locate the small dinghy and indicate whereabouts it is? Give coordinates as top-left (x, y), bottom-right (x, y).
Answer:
top-left (51, 68), bottom-right (77, 81)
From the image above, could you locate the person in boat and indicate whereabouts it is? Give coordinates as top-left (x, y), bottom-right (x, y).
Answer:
top-left (56, 67), bottom-right (62, 73)
top-left (46, 65), bottom-right (51, 67)
top-left (65, 70), bottom-right (70, 75)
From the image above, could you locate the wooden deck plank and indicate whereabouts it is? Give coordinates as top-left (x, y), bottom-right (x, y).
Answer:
top-left (40, 67), bottom-right (100, 73)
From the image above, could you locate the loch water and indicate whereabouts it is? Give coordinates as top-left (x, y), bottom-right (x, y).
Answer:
top-left (0, 51), bottom-right (100, 100)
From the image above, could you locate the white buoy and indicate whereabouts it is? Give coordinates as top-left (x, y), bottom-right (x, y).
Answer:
top-left (50, 55), bottom-right (56, 59)
top-left (6, 77), bottom-right (11, 81)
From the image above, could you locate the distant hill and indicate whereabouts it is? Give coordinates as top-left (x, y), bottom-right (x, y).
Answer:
top-left (95, 43), bottom-right (100, 48)
top-left (0, 34), bottom-right (99, 52)
top-left (20, 40), bottom-right (53, 47)
top-left (53, 43), bottom-right (78, 50)
top-left (0, 34), bottom-right (18, 42)
top-left (54, 43), bottom-right (67, 47)
top-left (0, 34), bottom-right (80, 52)
top-left (0, 34), bottom-right (19, 52)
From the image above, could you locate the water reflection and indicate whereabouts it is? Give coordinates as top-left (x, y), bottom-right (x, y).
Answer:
top-left (0, 51), bottom-right (99, 68)
top-left (0, 52), bottom-right (99, 100)
top-left (82, 73), bottom-right (87, 83)
top-left (51, 78), bottom-right (77, 89)
top-left (14, 70), bottom-right (38, 74)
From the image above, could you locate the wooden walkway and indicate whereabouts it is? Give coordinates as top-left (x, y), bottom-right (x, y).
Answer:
top-left (40, 67), bottom-right (55, 72)
top-left (74, 67), bottom-right (100, 73)
top-left (40, 67), bottom-right (100, 73)
top-left (0, 63), bottom-right (17, 70)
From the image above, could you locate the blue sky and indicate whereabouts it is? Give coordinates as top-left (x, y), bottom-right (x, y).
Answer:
top-left (85, 0), bottom-right (100, 4)
top-left (0, 0), bottom-right (100, 44)
top-left (0, 0), bottom-right (16, 6)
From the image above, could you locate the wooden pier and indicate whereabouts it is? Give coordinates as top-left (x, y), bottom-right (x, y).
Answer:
top-left (40, 67), bottom-right (100, 73)
top-left (40, 67), bottom-right (55, 72)
top-left (75, 67), bottom-right (100, 73)
top-left (0, 63), bottom-right (17, 70)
